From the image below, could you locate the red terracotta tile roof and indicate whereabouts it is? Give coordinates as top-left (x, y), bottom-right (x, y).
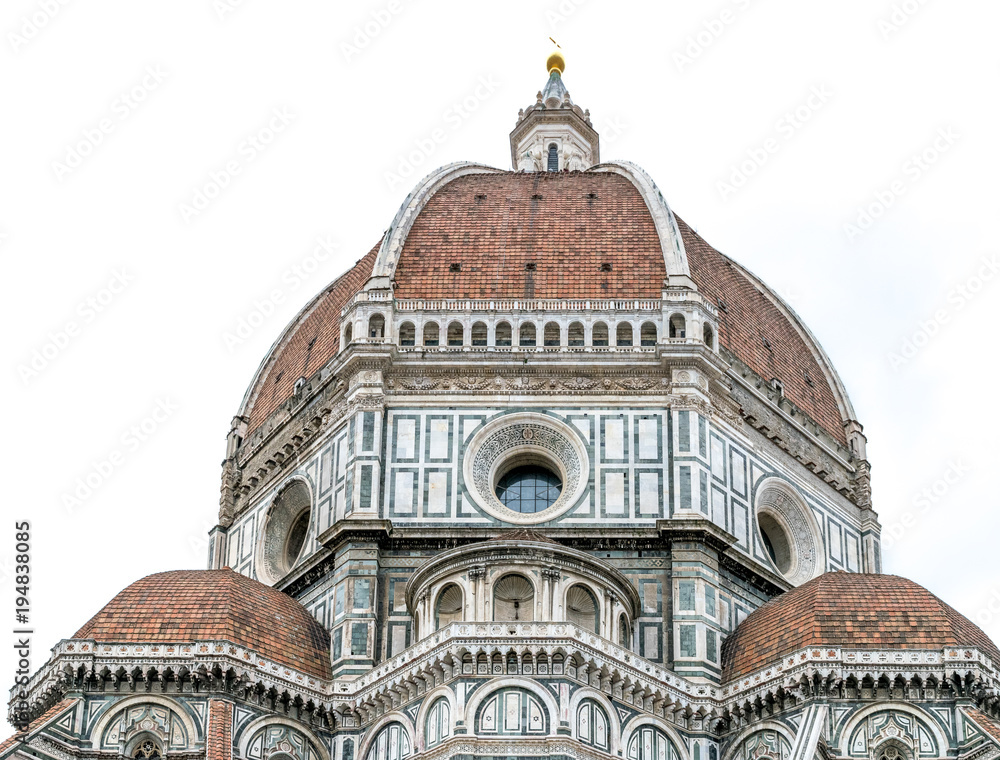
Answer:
top-left (965, 708), bottom-right (1000, 746)
top-left (73, 569), bottom-right (330, 679)
top-left (0, 698), bottom-right (78, 760)
top-left (241, 170), bottom-right (850, 446)
top-left (244, 243), bottom-right (379, 437)
top-left (206, 699), bottom-right (233, 760)
top-left (392, 171), bottom-right (667, 299)
top-left (722, 573), bottom-right (1000, 682)
top-left (678, 216), bottom-right (846, 445)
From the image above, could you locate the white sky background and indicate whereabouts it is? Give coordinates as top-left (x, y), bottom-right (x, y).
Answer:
top-left (2, 0), bottom-right (999, 709)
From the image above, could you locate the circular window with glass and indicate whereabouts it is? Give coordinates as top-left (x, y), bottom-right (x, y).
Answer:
top-left (495, 464), bottom-right (562, 513)
top-left (754, 479), bottom-right (822, 585)
top-left (256, 479), bottom-right (313, 585)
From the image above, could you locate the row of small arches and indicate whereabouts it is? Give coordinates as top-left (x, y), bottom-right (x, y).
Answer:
top-left (351, 314), bottom-right (714, 349)
top-left (364, 693), bottom-right (683, 759)
top-left (434, 574), bottom-right (631, 647)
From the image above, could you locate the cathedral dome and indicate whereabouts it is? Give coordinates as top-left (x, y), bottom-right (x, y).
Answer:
top-left (72, 569), bottom-right (331, 679)
top-left (722, 572), bottom-right (1000, 681)
top-left (237, 168), bottom-right (855, 449)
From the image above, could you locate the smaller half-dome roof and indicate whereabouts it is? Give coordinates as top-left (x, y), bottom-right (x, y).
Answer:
top-left (73, 569), bottom-right (330, 679)
top-left (722, 572), bottom-right (1000, 682)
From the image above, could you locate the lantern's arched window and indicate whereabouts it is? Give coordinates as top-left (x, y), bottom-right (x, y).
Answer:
top-left (399, 321), bottom-right (415, 347)
top-left (616, 323), bottom-right (633, 347)
top-left (496, 321), bottom-right (512, 347)
top-left (519, 323), bottom-right (536, 347)
top-left (447, 321), bottom-right (464, 346)
top-left (343, 322), bottom-right (353, 346)
top-left (568, 321), bottom-right (585, 347)
top-left (640, 321), bottom-right (657, 346)
top-left (423, 322), bottom-right (439, 347)
top-left (368, 314), bottom-right (385, 339)
top-left (544, 321), bottom-right (560, 346)
top-left (669, 314), bottom-right (686, 339)
top-left (592, 322), bottom-right (609, 347)
top-left (472, 321), bottom-right (488, 346)
top-left (547, 143), bottom-right (559, 172)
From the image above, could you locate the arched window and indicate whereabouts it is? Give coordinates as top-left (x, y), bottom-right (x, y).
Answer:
top-left (547, 143), bottom-right (559, 172)
top-left (568, 321), bottom-right (585, 347)
top-left (616, 322), bottom-right (633, 347)
top-left (399, 321), bottom-right (415, 347)
top-left (566, 585), bottom-right (599, 632)
top-left (619, 614), bottom-right (630, 648)
top-left (592, 322), bottom-right (609, 347)
top-left (669, 314), bottom-right (686, 339)
top-left (447, 321), bottom-right (464, 347)
top-left (368, 314), bottom-right (385, 339)
top-left (425, 698), bottom-right (451, 749)
top-left (423, 322), bottom-right (439, 347)
top-left (627, 726), bottom-right (682, 760)
top-left (343, 322), bottom-right (353, 346)
top-left (576, 700), bottom-right (610, 752)
top-left (543, 321), bottom-right (560, 347)
top-left (472, 321), bottom-right (488, 347)
top-left (365, 722), bottom-right (411, 760)
top-left (493, 574), bottom-right (534, 622)
top-left (132, 739), bottom-right (162, 759)
top-left (478, 688), bottom-right (548, 735)
top-left (519, 323), bottom-right (536, 347)
top-left (640, 321), bottom-right (657, 346)
top-left (435, 584), bottom-right (463, 629)
top-left (495, 321), bottom-right (512, 347)
top-left (703, 323), bottom-right (715, 349)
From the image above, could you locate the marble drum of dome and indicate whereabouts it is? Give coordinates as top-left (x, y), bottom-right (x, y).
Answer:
top-left (462, 412), bottom-right (590, 525)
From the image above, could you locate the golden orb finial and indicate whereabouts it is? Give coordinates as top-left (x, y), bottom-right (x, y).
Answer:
top-left (546, 50), bottom-right (565, 75)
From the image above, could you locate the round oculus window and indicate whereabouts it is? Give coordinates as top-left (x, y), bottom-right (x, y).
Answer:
top-left (495, 464), bottom-right (562, 513)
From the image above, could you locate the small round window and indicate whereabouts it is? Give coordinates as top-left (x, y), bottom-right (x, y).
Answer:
top-left (284, 509), bottom-right (310, 570)
top-left (495, 465), bottom-right (562, 514)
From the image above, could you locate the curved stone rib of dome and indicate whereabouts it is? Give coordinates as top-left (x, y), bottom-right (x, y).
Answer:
top-left (72, 569), bottom-right (331, 679)
top-left (678, 216), bottom-right (849, 445)
top-left (725, 256), bottom-right (858, 424)
top-left (367, 161), bottom-right (503, 288)
top-left (237, 243), bottom-right (379, 436)
top-left (721, 573), bottom-right (1000, 682)
top-left (588, 160), bottom-right (690, 281)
